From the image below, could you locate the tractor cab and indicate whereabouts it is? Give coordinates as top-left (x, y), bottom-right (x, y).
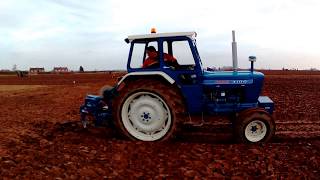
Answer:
top-left (125, 31), bottom-right (204, 112)
top-left (125, 31), bottom-right (202, 76)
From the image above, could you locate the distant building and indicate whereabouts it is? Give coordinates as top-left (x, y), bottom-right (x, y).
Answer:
top-left (53, 67), bottom-right (69, 73)
top-left (29, 67), bottom-right (45, 74)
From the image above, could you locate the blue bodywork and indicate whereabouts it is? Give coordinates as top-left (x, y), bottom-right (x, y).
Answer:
top-left (125, 35), bottom-right (274, 115)
top-left (80, 95), bottom-right (113, 127)
top-left (80, 34), bottom-right (274, 126)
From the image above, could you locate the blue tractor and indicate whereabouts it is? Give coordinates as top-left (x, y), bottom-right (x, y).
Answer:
top-left (80, 30), bottom-right (275, 143)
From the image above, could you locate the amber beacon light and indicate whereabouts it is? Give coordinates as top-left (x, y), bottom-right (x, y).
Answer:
top-left (151, 28), bottom-right (157, 33)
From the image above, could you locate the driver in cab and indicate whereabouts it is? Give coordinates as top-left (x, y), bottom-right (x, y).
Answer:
top-left (142, 46), bottom-right (179, 68)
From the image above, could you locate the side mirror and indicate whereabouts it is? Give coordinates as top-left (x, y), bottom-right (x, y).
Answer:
top-left (124, 38), bottom-right (129, 44)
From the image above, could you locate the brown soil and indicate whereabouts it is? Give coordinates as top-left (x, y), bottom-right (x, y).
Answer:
top-left (0, 71), bottom-right (319, 179)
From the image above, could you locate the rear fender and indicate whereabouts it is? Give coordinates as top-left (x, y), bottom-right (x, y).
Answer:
top-left (116, 71), bottom-right (175, 89)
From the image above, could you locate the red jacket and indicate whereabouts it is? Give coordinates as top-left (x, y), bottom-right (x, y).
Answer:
top-left (142, 58), bottom-right (158, 68)
top-left (163, 53), bottom-right (177, 63)
top-left (142, 53), bottom-right (176, 68)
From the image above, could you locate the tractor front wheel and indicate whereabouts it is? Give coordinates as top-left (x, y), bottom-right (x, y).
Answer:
top-left (234, 108), bottom-right (275, 143)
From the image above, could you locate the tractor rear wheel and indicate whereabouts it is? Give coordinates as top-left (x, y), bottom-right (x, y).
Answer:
top-left (234, 108), bottom-right (275, 143)
top-left (112, 79), bottom-right (185, 141)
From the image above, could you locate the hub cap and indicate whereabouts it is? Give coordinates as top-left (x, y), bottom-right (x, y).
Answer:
top-left (121, 91), bottom-right (171, 141)
top-left (244, 120), bottom-right (267, 142)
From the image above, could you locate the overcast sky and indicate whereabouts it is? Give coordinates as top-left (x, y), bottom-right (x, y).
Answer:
top-left (1, 0), bottom-right (320, 71)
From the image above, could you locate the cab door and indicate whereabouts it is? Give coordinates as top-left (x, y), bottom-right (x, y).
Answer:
top-left (161, 37), bottom-right (203, 113)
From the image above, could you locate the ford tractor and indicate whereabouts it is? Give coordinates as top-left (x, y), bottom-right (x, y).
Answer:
top-left (80, 30), bottom-right (275, 143)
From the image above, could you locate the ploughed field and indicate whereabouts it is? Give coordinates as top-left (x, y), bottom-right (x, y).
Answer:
top-left (0, 71), bottom-right (319, 179)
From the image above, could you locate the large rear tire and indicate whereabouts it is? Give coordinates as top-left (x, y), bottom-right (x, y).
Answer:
top-left (112, 79), bottom-right (185, 141)
top-left (234, 108), bottom-right (275, 143)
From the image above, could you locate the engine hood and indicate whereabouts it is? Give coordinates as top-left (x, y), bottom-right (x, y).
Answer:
top-left (201, 70), bottom-right (265, 103)
top-left (202, 70), bottom-right (264, 85)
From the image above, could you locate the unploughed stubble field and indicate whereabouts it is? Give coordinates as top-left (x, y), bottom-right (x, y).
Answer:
top-left (0, 71), bottom-right (319, 179)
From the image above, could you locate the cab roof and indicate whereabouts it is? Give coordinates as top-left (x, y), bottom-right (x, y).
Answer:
top-left (127, 32), bottom-right (197, 42)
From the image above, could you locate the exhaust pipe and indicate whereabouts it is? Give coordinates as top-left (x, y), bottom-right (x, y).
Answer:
top-left (232, 30), bottom-right (238, 71)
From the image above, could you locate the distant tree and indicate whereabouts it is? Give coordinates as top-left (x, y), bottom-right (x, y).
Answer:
top-left (16, 70), bottom-right (27, 78)
top-left (79, 66), bottom-right (84, 72)
top-left (12, 64), bottom-right (17, 71)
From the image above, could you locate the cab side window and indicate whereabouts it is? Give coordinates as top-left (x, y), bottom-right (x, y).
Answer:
top-left (172, 40), bottom-right (195, 66)
top-left (130, 41), bottom-right (158, 69)
top-left (130, 43), bottom-right (145, 68)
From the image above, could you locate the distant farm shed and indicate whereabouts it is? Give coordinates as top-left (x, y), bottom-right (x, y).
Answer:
top-left (53, 67), bottom-right (69, 73)
top-left (29, 67), bottom-right (45, 74)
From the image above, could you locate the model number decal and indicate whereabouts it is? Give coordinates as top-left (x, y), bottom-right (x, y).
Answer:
top-left (204, 79), bottom-right (253, 85)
